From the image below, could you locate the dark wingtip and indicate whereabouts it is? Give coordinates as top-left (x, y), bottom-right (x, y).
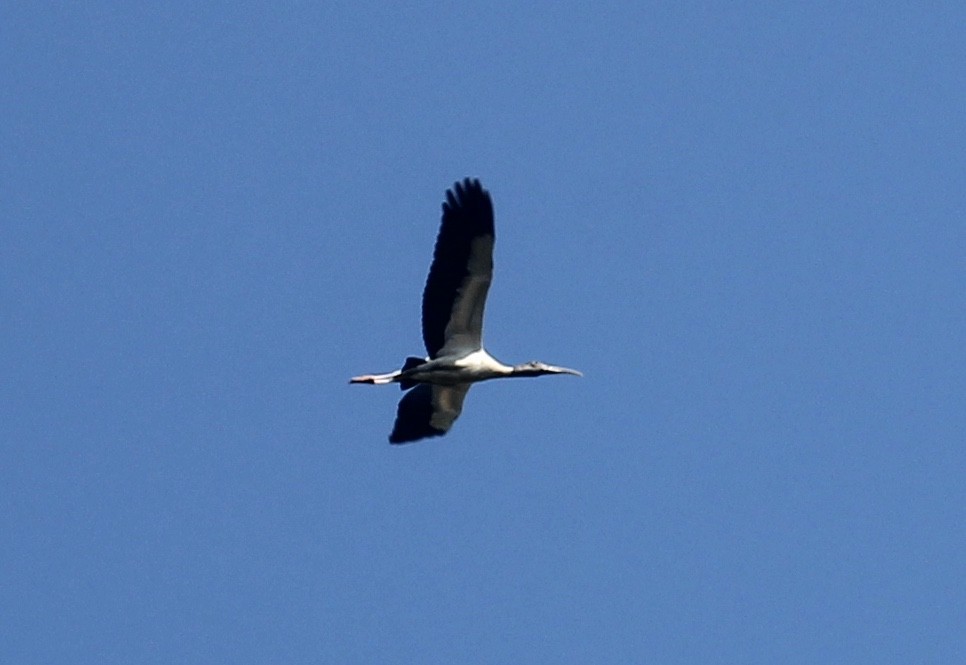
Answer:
top-left (389, 416), bottom-right (448, 442)
top-left (389, 428), bottom-right (446, 445)
top-left (443, 178), bottom-right (486, 212)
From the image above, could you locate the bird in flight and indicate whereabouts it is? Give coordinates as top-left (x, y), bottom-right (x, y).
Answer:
top-left (351, 178), bottom-right (581, 444)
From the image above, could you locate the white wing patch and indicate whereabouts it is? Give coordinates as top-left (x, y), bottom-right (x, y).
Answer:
top-left (439, 235), bottom-right (493, 357)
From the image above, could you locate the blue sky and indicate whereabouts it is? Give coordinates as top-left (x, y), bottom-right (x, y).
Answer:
top-left (3, 2), bottom-right (964, 663)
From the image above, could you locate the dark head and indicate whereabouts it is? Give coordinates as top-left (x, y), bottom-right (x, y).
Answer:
top-left (510, 360), bottom-right (583, 378)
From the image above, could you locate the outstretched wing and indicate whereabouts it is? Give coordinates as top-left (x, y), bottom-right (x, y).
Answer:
top-left (389, 383), bottom-right (472, 444)
top-left (421, 179), bottom-right (495, 359)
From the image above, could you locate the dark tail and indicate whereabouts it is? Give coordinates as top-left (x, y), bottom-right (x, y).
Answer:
top-left (399, 356), bottom-right (425, 390)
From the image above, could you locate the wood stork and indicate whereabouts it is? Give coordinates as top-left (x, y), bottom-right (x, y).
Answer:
top-left (350, 178), bottom-right (581, 444)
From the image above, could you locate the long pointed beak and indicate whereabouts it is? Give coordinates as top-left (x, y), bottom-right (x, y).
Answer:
top-left (550, 366), bottom-right (582, 377)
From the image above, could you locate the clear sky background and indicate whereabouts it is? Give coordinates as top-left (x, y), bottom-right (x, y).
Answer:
top-left (3, 3), bottom-right (964, 663)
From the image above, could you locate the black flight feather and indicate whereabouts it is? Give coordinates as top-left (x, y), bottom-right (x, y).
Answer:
top-left (421, 179), bottom-right (495, 358)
